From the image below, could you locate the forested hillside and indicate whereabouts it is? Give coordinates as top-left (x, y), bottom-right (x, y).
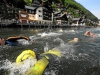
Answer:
top-left (51, 0), bottom-right (98, 22)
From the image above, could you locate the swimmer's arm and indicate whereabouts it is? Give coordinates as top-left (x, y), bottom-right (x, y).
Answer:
top-left (84, 34), bottom-right (89, 36)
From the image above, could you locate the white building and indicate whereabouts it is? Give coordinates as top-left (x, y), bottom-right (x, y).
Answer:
top-left (25, 5), bottom-right (53, 24)
top-left (98, 19), bottom-right (100, 25)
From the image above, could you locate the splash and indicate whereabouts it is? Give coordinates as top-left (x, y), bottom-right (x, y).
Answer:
top-left (38, 32), bottom-right (62, 38)
top-left (44, 42), bottom-right (49, 52)
top-left (53, 37), bottom-right (81, 61)
top-left (17, 39), bottom-right (30, 45)
top-left (96, 34), bottom-right (100, 37)
top-left (44, 70), bottom-right (56, 75)
top-left (0, 58), bottom-right (37, 75)
top-left (54, 38), bottom-right (65, 47)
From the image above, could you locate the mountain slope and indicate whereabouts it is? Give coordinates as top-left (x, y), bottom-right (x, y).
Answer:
top-left (51, 0), bottom-right (98, 22)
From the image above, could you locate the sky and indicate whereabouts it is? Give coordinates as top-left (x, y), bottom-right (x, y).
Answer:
top-left (75, 0), bottom-right (100, 19)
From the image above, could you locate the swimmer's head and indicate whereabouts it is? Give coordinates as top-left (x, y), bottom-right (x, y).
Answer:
top-left (0, 37), bottom-right (5, 45)
top-left (73, 38), bottom-right (78, 42)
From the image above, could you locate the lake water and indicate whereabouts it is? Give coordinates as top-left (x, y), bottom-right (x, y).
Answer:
top-left (0, 27), bottom-right (100, 75)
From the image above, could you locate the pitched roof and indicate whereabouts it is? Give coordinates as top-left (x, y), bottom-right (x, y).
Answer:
top-left (54, 9), bottom-right (63, 15)
top-left (32, 0), bottom-right (42, 7)
top-left (54, 13), bottom-right (68, 20)
top-left (72, 18), bottom-right (80, 20)
top-left (25, 5), bottom-right (37, 10)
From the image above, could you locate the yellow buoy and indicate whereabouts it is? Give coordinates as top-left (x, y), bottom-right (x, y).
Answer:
top-left (59, 29), bottom-right (63, 32)
top-left (71, 30), bottom-right (75, 32)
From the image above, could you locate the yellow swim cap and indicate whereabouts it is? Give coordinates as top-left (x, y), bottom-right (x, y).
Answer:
top-left (16, 50), bottom-right (36, 63)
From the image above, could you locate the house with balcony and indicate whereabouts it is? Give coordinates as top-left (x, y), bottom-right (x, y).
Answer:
top-left (98, 19), bottom-right (100, 26)
top-left (71, 18), bottom-right (80, 26)
top-left (79, 18), bottom-right (86, 26)
top-left (18, 10), bottom-right (29, 24)
top-left (18, 0), bottom-right (53, 25)
top-left (54, 10), bottom-right (68, 25)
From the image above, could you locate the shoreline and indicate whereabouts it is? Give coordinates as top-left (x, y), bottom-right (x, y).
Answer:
top-left (0, 22), bottom-right (97, 28)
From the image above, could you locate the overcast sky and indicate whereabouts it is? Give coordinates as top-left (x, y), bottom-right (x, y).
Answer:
top-left (75, 0), bottom-right (100, 19)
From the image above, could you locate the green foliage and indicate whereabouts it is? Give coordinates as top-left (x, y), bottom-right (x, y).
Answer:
top-left (24, 0), bottom-right (33, 6)
top-left (51, 3), bottom-right (58, 11)
top-left (42, 0), bottom-right (48, 2)
top-left (63, 0), bottom-right (98, 21)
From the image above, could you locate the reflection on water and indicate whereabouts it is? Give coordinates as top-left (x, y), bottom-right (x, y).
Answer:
top-left (0, 27), bottom-right (100, 75)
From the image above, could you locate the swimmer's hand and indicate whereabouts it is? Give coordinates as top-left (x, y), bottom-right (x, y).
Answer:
top-left (84, 34), bottom-right (89, 37)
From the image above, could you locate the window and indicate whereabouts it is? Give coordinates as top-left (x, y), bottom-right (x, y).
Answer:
top-left (32, 11), bottom-right (34, 14)
top-left (44, 12), bottom-right (46, 14)
top-left (38, 10), bottom-right (41, 12)
top-left (8, 11), bottom-right (12, 13)
top-left (39, 15), bottom-right (42, 17)
top-left (29, 10), bottom-right (31, 13)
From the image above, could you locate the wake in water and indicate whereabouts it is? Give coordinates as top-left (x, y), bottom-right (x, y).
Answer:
top-left (42, 37), bottom-right (79, 61)
top-left (37, 32), bottom-right (62, 38)
top-left (1, 28), bottom-right (100, 75)
top-left (53, 37), bottom-right (91, 62)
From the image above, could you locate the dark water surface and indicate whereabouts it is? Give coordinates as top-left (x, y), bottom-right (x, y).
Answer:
top-left (0, 27), bottom-right (100, 75)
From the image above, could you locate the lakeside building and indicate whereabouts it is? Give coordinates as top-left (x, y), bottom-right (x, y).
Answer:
top-left (71, 18), bottom-right (86, 26)
top-left (18, 0), bottom-right (53, 26)
top-left (18, 5), bottom-right (53, 25)
top-left (98, 19), bottom-right (100, 26)
top-left (71, 18), bottom-right (80, 26)
top-left (0, 0), bottom-right (88, 28)
top-left (53, 10), bottom-right (68, 26)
